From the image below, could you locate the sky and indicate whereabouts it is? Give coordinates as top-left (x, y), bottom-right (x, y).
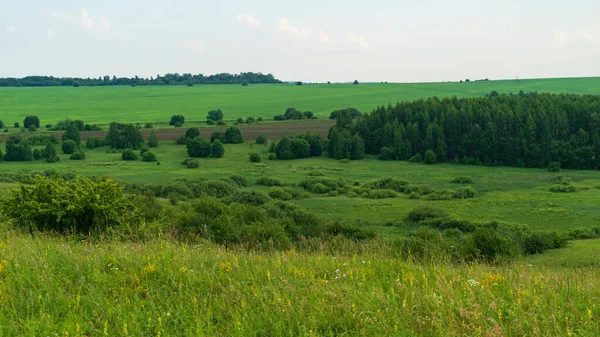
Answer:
top-left (1, 0), bottom-right (599, 83)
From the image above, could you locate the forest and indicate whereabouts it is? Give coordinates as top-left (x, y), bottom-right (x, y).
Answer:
top-left (327, 92), bottom-right (600, 170)
top-left (0, 72), bottom-right (281, 87)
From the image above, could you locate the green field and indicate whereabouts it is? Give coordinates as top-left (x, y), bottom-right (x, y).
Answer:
top-left (1, 142), bottom-right (599, 234)
top-left (1, 77), bottom-right (600, 125)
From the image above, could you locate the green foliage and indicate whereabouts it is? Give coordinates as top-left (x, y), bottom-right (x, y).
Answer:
top-left (0, 175), bottom-right (134, 233)
top-left (122, 149), bottom-right (138, 161)
top-left (299, 177), bottom-right (347, 194)
top-left (147, 131), bottom-right (159, 148)
top-left (290, 138), bottom-right (310, 159)
top-left (224, 127), bottom-right (244, 144)
top-left (62, 122), bottom-right (81, 145)
top-left (28, 125), bottom-right (37, 132)
top-left (424, 149), bottom-right (437, 164)
top-left (268, 187), bottom-right (293, 201)
top-left (61, 140), bottom-right (77, 154)
top-left (453, 186), bottom-right (476, 199)
top-left (275, 137), bottom-right (294, 160)
top-left (406, 206), bottom-right (449, 223)
top-left (378, 147), bottom-right (396, 160)
top-left (23, 115), bottom-right (41, 128)
top-left (256, 177), bottom-right (284, 187)
top-left (185, 127), bottom-right (200, 139)
top-left (69, 151), bottom-right (86, 160)
top-left (547, 162), bottom-right (561, 172)
top-left (550, 184), bottom-right (577, 193)
top-left (86, 137), bottom-right (103, 149)
top-left (210, 140), bottom-right (225, 158)
top-left (169, 114), bottom-right (185, 126)
top-left (142, 151), bottom-right (158, 162)
top-left (229, 189), bottom-right (271, 206)
top-left (210, 131), bottom-right (225, 143)
top-left (207, 109), bottom-right (223, 122)
top-left (249, 153), bottom-right (261, 163)
top-left (186, 159), bottom-right (200, 169)
top-left (187, 137), bottom-right (212, 158)
top-left (44, 143), bottom-right (59, 163)
top-left (256, 134), bottom-right (268, 145)
top-left (451, 176), bottom-right (475, 184)
top-left (32, 148), bottom-right (42, 160)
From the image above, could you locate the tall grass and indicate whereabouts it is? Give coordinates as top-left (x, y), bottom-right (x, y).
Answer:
top-left (0, 230), bottom-right (598, 336)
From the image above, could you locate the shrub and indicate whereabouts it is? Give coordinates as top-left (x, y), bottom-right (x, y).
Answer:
top-left (186, 159), bottom-right (200, 169)
top-left (547, 162), bottom-right (561, 172)
top-left (23, 116), bottom-right (41, 129)
top-left (268, 187), bottom-right (293, 201)
top-left (147, 131), bottom-right (158, 148)
top-left (140, 147), bottom-right (150, 156)
top-left (226, 175), bottom-right (248, 187)
top-left (246, 117), bottom-right (255, 124)
top-left (207, 109), bottom-right (223, 122)
top-left (364, 189), bottom-right (398, 199)
top-left (122, 149), bottom-right (138, 161)
top-left (13, 122), bottom-right (19, 128)
top-left (28, 125), bottom-right (37, 132)
top-left (249, 153), bottom-right (261, 163)
top-left (70, 151), bottom-right (86, 160)
top-left (32, 148), bottom-right (42, 160)
top-left (86, 137), bottom-right (103, 149)
top-left (550, 184), bottom-right (577, 193)
top-left (290, 138), bottom-right (310, 158)
top-left (61, 140), bottom-right (77, 154)
top-left (378, 147), bottom-right (396, 160)
top-left (363, 177), bottom-right (409, 192)
top-left (174, 121), bottom-right (183, 128)
top-left (185, 127), bottom-right (200, 139)
top-left (45, 143), bottom-right (59, 163)
top-left (406, 206), bottom-right (449, 223)
top-left (144, 123), bottom-right (153, 129)
top-left (424, 149), bottom-right (437, 164)
top-left (268, 153), bottom-right (276, 160)
top-left (187, 137), bottom-right (212, 158)
top-left (553, 176), bottom-right (573, 185)
top-left (175, 136), bottom-right (188, 145)
top-left (408, 153), bottom-right (422, 163)
top-left (236, 117), bottom-right (244, 124)
top-left (451, 176), bottom-right (475, 184)
top-left (339, 159), bottom-right (350, 164)
top-left (0, 175), bottom-right (134, 233)
top-left (257, 117), bottom-right (263, 122)
top-left (210, 131), bottom-right (225, 143)
top-left (229, 189), bottom-right (271, 206)
top-left (142, 151), bottom-right (157, 162)
top-left (257, 177), bottom-right (283, 186)
top-left (169, 114), bottom-right (185, 126)
top-left (224, 127), bottom-right (244, 144)
top-left (206, 119), bottom-right (216, 125)
top-left (256, 134), bottom-right (268, 145)
top-left (453, 186), bottom-right (476, 199)
top-left (216, 120), bottom-right (226, 125)
top-left (211, 140), bottom-right (225, 158)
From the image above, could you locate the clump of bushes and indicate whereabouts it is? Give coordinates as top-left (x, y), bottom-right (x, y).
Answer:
top-left (122, 149), bottom-right (138, 161)
top-left (550, 184), bottom-right (577, 193)
top-left (257, 177), bottom-right (284, 187)
top-left (249, 153), bottom-right (261, 163)
top-left (268, 187), bottom-right (293, 201)
top-left (451, 176), bottom-right (475, 184)
top-left (142, 151), bottom-right (158, 162)
top-left (299, 177), bottom-right (347, 194)
top-left (69, 151), bottom-right (86, 160)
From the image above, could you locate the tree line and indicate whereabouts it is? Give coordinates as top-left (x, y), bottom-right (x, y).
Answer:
top-left (0, 72), bottom-right (281, 87)
top-left (327, 92), bottom-right (600, 170)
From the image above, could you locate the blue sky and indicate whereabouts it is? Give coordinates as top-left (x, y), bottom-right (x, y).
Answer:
top-left (1, 0), bottom-right (599, 82)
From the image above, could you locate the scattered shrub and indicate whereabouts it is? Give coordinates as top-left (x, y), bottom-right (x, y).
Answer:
top-left (211, 140), bottom-right (225, 158)
top-left (187, 137), bottom-right (212, 158)
top-left (224, 127), bottom-right (244, 144)
top-left (424, 149), bottom-right (437, 165)
top-left (186, 159), bottom-right (200, 169)
top-left (229, 189), bottom-right (271, 206)
top-left (256, 134), bottom-right (268, 145)
top-left (142, 151), bottom-right (157, 162)
top-left (378, 147), bottom-right (396, 160)
top-left (406, 206), bottom-right (449, 223)
top-left (70, 151), bottom-right (86, 160)
top-left (339, 159), bottom-right (350, 164)
top-left (185, 127), bottom-right (200, 139)
top-left (32, 148), bottom-right (42, 160)
top-left (268, 187), bottom-right (293, 201)
top-left (86, 137), bottom-right (103, 149)
top-left (169, 114), bottom-right (185, 126)
top-left (451, 176), bottom-right (475, 184)
top-left (547, 162), bottom-right (561, 172)
top-left (268, 153), bottom-right (276, 160)
top-left (122, 149), bottom-right (138, 161)
top-left (257, 177), bottom-right (283, 186)
top-left (249, 153), bottom-right (261, 163)
top-left (550, 184), bottom-right (577, 193)
top-left (61, 140), bottom-right (77, 154)
top-left (453, 186), bottom-right (476, 199)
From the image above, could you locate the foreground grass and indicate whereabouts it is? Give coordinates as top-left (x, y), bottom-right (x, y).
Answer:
top-left (1, 77), bottom-right (600, 125)
top-left (0, 231), bottom-right (599, 336)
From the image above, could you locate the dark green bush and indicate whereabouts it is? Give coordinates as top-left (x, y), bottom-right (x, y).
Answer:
top-left (268, 187), bottom-right (293, 201)
top-left (547, 162), bottom-right (561, 172)
top-left (187, 137), bottom-right (212, 158)
top-left (406, 206), bottom-right (449, 223)
top-left (453, 186), bottom-right (476, 199)
top-left (378, 147), bottom-right (396, 160)
top-left (451, 176), bottom-right (475, 184)
top-left (211, 140), bottom-right (225, 158)
top-left (249, 153), bottom-right (261, 163)
top-left (257, 177), bottom-right (284, 186)
top-left (32, 149), bottom-right (42, 160)
top-left (256, 134), bottom-right (268, 145)
top-left (61, 140), bottom-right (77, 154)
top-left (86, 137), bottom-right (103, 149)
top-left (122, 149), bottom-right (138, 161)
top-left (226, 175), bottom-right (248, 187)
top-left (142, 151), bottom-right (157, 162)
top-left (229, 189), bottom-right (271, 206)
top-left (69, 151), bottom-right (86, 160)
top-left (186, 159), bottom-right (200, 169)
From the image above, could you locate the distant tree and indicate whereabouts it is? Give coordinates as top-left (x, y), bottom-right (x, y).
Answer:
top-left (246, 117), bottom-right (255, 124)
top-left (236, 117), bottom-right (244, 124)
top-left (284, 108), bottom-right (304, 120)
top-left (207, 109), bottom-right (223, 122)
top-left (72, 120), bottom-right (85, 131)
top-left (211, 139), bottom-right (225, 158)
top-left (0, 121), bottom-right (4, 129)
top-left (424, 149), bottom-right (437, 164)
top-left (61, 140), bottom-right (77, 154)
top-left (187, 137), bottom-right (212, 157)
top-left (241, 81), bottom-right (249, 86)
top-left (224, 127), bottom-right (244, 144)
top-left (122, 149), bottom-right (138, 161)
top-left (62, 123), bottom-right (81, 145)
top-left (296, 81), bottom-right (303, 86)
top-left (121, 124), bottom-right (145, 149)
top-left (148, 130), bottom-right (159, 148)
top-left (353, 80), bottom-right (359, 85)
top-left (169, 115), bottom-right (185, 126)
top-left (490, 90), bottom-right (499, 97)
top-left (86, 137), bottom-right (103, 149)
top-left (210, 131), bottom-right (225, 143)
top-left (185, 127), bottom-right (200, 139)
top-left (13, 122), bottom-right (19, 128)
top-left (23, 116), bottom-right (40, 128)
top-left (302, 111), bottom-right (314, 119)
top-left (105, 122), bottom-right (123, 148)
top-left (45, 143), bottom-right (59, 163)
top-left (275, 137), bottom-right (294, 160)
top-left (33, 148), bottom-right (42, 160)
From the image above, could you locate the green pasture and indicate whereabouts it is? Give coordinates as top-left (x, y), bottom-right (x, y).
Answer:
top-left (1, 141), bottom-right (599, 233)
top-left (1, 77), bottom-right (599, 125)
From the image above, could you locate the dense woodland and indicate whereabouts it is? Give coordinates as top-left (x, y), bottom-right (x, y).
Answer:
top-left (0, 72), bottom-right (281, 87)
top-left (328, 93), bottom-right (600, 169)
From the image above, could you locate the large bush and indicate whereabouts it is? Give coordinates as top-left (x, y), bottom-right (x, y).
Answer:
top-left (185, 127), bottom-right (200, 139)
top-left (224, 127), bottom-right (244, 144)
top-left (169, 115), bottom-right (185, 126)
top-left (23, 116), bottom-right (41, 129)
top-left (142, 151), bottom-right (158, 162)
top-left (187, 137), bottom-right (212, 158)
top-left (122, 149), bottom-right (138, 161)
top-left (61, 140), bottom-right (77, 154)
top-left (0, 175), bottom-right (134, 233)
top-left (211, 140), bottom-right (225, 158)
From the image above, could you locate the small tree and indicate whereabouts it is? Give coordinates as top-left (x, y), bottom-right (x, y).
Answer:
top-left (548, 162), bottom-right (561, 172)
top-left (353, 80), bottom-right (359, 85)
top-left (45, 143), bottom-right (60, 163)
top-left (256, 134), bottom-right (268, 145)
top-left (62, 123), bottom-right (81, 145)
top-left (207, 109), bottom-right (223, 122)
top-left (169, 115), bottom-right (185, 126)
top-left (296, 81), bottom-right (303, 86)
top-left (210, 131), bottom-right (225, 143)
top-left (0, 121), bottom-right (4, 129)
top-left (185, 127), bottom-right (200, 139)
top-left (122, 149), bottom-right (138, 161)
top-left (23, 116), bottom-right (41, 129)
top-left (61, 140), bottom-right (77, 154)
top-left (187, 138), bottom-right (212, 158)
top-left (33, 148), bottom-right (42, 160)
top-left (70, 151), bottom-right (86, 160)
top-left (424, 149), bottom-right (437, 165)
top-left (148, 130), bottom-right (159, 148)
top-left (224, 127), bottom-right (244, 144)
top-left (29, 125), bottom-right (37, 132)
top-left (249, 153), bottom-right (261, 163)
top-left (275, 137), bottom-right (294, 160)
top-left (211, 140), bottom-right (225, 158)
top-left (142, 151), bottom-right (158, 162)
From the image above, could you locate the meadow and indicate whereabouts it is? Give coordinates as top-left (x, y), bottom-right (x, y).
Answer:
top-left (1, 77), bottom-right (600, 125)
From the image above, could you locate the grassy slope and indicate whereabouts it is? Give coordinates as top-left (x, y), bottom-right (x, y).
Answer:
top-left (1, 77), bottom-right (599, 125)
top-left (1, 142), bottom-right (599, 233)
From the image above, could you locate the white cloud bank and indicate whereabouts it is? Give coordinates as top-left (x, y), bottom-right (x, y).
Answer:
top-left (237, 13), bottom-right (262, 28)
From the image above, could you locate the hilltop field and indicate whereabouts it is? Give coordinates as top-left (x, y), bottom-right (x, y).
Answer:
top-left (1, 78), bottom-right (600, 336)
top-left (1, 77), bottom-right (600, 125)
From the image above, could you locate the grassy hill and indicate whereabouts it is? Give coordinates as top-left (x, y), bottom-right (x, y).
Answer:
top-left (1, 77), bottom-right (599, 125)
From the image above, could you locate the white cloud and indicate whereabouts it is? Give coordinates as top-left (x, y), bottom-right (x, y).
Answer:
top-left (552, 29), bottom-right (600, 46)
top-left (5, 25), bottom-right (16, 33)
top-left (319, 30), bottom-right (330, 43)
top-left (183, 40), bottom-right (204, 53)
top-left (346, 32), bottom-right (370, 49)
top-left (276, 17), bottom-right (313, 40)
top-left (236, 13), bottom-right (261, 28)
top-left (81, 9), bottom-right (111, 35)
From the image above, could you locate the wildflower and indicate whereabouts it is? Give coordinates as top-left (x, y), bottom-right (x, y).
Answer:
top-left (467, 279), bottom-right (481, 287)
